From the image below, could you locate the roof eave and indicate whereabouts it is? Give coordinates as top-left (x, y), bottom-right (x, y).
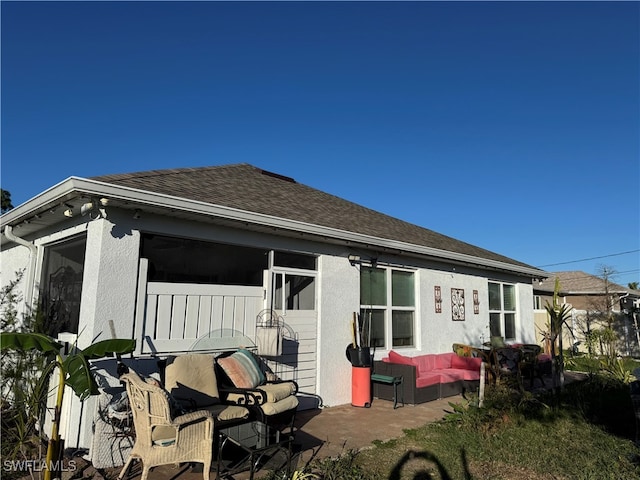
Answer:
top-left (2, 178), bottom-right (547, 278)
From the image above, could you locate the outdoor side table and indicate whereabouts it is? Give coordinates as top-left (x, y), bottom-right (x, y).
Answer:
top-left (371, 373), bottom-right (404, 409)
top-left (216, 420), bottom-right (293, 480)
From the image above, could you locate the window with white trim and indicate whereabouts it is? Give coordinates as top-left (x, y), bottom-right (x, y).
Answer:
top-left (271, 251), bottom-right (317, 311)
top-left (488, 281), bottom-right (517, 341)
top-left (533, 295), bottom-right (543, 310)
top-left (360, 267), bottom-right (416, 348)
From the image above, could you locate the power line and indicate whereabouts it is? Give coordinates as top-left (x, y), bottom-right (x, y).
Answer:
top-left (537, 249), bottom-right (640, 268)
top-left (541, 269), bottom-right (639, 283)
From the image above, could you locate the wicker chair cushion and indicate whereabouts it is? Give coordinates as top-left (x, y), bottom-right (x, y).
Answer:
top-left (165, 354), bottom-right (220, 407)
top-left (151, 425), bottom-right (176, 446)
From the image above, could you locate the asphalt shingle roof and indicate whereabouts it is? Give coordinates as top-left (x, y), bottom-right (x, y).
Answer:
top-left (92, 163), bottom-right (536, 271)
top-left (535, 271), bottom-right (632, 294)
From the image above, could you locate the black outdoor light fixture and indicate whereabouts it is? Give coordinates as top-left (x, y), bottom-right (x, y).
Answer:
top-left (348, 254), bottom-right (378, 267)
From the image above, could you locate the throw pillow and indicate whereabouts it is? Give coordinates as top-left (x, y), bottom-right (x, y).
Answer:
top-left (217, 349), bottom-right (265, 389)
top-left (388, 350), bottom-right (415, 366)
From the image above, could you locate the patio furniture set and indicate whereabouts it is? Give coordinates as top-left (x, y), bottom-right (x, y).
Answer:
top-left (372, 350), bottom-right (484, 404)
top-left (113, 338), bottom-right (551, 479)
top-left (372, 342), bottom-right (552, 405)
top-left (116, 349), bottom-right (298, 480)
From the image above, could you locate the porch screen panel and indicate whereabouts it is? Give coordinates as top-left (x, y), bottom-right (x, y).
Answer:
top-left (39, 235), bottom-right (87, 336)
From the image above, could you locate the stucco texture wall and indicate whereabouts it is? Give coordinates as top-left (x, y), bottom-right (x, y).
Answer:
top-left (1, 243), bottom-right (30, 313)
top-left (316, 254), bottom-right (360, 407)
top-left (418, 270), bottom-right (491, 353)
top-left (80, 213), bottom-right (141, 348)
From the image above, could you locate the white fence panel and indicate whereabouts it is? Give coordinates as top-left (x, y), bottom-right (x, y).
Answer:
top-left (135, 275), bottom-right (263, 354)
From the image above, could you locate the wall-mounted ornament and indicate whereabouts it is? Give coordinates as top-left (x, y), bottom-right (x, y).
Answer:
top-left (434, 286), bottom-right (442, 313)
top-left (473, 290), bottom-right (480, 314)
top-left (451, 288), bottom-right (465, 321)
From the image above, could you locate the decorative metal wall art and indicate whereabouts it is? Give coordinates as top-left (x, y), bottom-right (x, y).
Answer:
top-left (473, 290), bottom-right (480, 314)
top-left (451, 288), bottom-right (465, 321)
top-left (434, 286), bottom-right (442, 313)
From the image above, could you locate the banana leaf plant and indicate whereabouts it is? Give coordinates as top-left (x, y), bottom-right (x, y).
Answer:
top-left (1, 332), bottom-right (135, 480)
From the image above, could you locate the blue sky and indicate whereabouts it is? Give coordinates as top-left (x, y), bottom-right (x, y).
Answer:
top-left (2, 1), bottom-right (639, 285)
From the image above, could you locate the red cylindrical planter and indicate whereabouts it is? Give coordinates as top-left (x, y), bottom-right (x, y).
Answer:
top-left (351, 366), bottom-right (371, 407)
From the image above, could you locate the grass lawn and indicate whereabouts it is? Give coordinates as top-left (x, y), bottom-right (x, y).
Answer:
top-left (357, 407), bottom-right (638, 479)
top-left (284, 375), bottom-right (640, 480)
top-left (566, 353), bottom-right (640, 377)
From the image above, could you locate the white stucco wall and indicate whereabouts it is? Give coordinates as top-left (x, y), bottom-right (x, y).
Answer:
top-left (315, 254), bottom-right (360, 407)
top-left (418, 269), bottom-right (493, 354)
top-left (71, 213), bottom-right (141, 448)
top-left (517, 282), bottom-right (536, 344)
top-left (80, 212), bottom-right (141, 346)
top-left (0, 242), bottom-right (31, 322)
top-left (2, 207), bottom-right (541, 449)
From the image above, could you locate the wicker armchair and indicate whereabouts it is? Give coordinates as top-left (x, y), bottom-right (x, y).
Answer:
top-left (117, 370), bottom-right (215, 480)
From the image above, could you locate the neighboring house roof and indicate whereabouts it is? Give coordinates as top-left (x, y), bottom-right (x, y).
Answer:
top-left (535, 271), bottom-right (635, 296)
top-left (2, 163), bottom-right (546, 277)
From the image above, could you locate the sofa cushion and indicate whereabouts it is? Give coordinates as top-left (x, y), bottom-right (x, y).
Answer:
top-left (388, 350), bottom-right (415, 366)
top-left (415, 372), bottom-right (442, 388)
top-left (451, 355), bottom-right (482, 371)
top-left (438, 368), bottom-right (480, 382)
top-left (436, 369), bottom-right (466, 383)
top-left (413, 354), bottom-right (436, 375)
top-left (434, 352), bottom-right (454, 369)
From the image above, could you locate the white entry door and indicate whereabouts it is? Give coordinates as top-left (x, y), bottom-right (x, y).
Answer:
top-left (265, 269), bottom-right (318, 408)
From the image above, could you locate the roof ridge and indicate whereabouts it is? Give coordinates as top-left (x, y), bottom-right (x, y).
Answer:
top-left (92, 163), bottom-right (253, 181)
